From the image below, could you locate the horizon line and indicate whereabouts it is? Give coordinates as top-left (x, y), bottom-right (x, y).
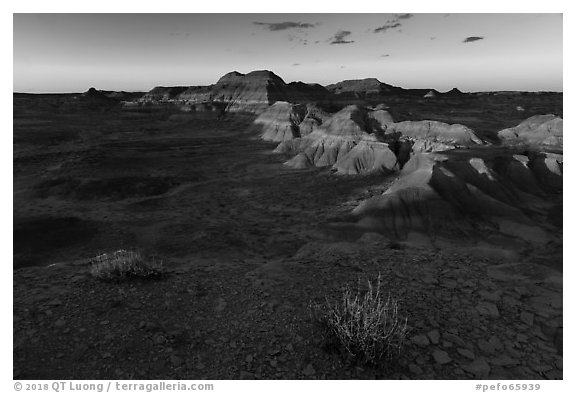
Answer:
top-left (13, 87), bottom-right (564, 94)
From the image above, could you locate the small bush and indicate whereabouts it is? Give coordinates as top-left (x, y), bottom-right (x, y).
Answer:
top-left (314, 274), bottom-right (407, 365)
top-left (90, 249), bottom-right (163, 281)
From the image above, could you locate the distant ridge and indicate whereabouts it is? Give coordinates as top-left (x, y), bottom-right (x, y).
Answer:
top-left (326, 78), bottom-right (400, 95)
top-left (124, 70), bottom-right (562, 115)
top-left (133, 70), bottom-right (331, 114)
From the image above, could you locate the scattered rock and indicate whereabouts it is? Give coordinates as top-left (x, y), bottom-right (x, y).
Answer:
top-left (555, 358), bottom-right (563, 370)
top-left (139, 321), bottom-right (159, 331)
top-left (408, 364), bottom-right (423, 375)
top-left (239, 371), bottom-right (254, 379)
top-left (544, 369), bottom-right (563, 380)
top-left (476, 302), bottom-right (500, 318)
top-left (490, 355), bottom-right (518, 367)
top-left (302, 363), bottom-right (316, 376)
top-left (516, 333), bottom-right (528, 343)
top-left (477, 339), bottom-right (495, 355)
top-left (443, 333), bottom-right (466, 347)
top-left (457, 348), bottom-right (475, 360)
top-left (170, 355), bottom-right (183, 367)
top-left (502, 296), bottom-right (522, 308)
top-left (427, 330), bottom-right (440, 345)
top-left (432, 350), bottom-right (452, 365)
top-left (478, 290), bottom-right (501, 302)
top-left (520, 311), bottom-right (534, 326)
top-left (463, 358), bottom-right (491, 378)
top-left (554, 327), bottom-right (563, 355)
top-left (530, 364), bottom-right (553, 373)
top-left (215, 298), bottom-right (227, 313)
top-left (488, 336), bottom-right (503, 351)
top-left (153, 334), bottom-right (166, 345)
top-left (54, 319), bottom-right (66, 328)
top-left (421, 275), bottom-right (438, 285)
top-left (411, 334), bottom-right (430, 347)
top-left (441, 340), bottom-right (453, 348)
top-left (70, 344), bottom-right (88, 362)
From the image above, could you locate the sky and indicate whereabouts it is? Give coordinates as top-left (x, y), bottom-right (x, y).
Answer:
top-left (13, 13), bottom-right (563, 93)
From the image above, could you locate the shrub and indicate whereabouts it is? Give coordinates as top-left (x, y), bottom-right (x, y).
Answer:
top-left (314, 273), bottom-right (407, 365)
top-left (90, 249), bottom-right (163, 281)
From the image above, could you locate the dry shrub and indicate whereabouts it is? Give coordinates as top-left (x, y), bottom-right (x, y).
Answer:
top-left (90, 249), bottom-right (163, 281)
top-left (315, 274), bottom-right (407, 365)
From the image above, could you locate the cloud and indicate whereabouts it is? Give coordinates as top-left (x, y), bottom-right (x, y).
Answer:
top-left (374, 21), bottom-right (401, 33)
top-left (463, 36), bottom-right (484, 43)
top-left (396, 13), bottom-right (414, 20)
top-left (374, 14), bottom-right (413, 33)
top-left (253, 21), bottom-right (315, 31)
top-left (329, 30), bottom-right (354, 44)
top-left (430, 36), bottom-right (437, 40)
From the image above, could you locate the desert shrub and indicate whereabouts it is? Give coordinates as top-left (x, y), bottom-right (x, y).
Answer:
top-left (313, 274), bottom-right (407, 365)
top-left (90, 249), bottom-right (163, 281)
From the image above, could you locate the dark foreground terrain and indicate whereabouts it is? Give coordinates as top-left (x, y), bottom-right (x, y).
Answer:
top-left (13, 92), bottom-right (562, 379)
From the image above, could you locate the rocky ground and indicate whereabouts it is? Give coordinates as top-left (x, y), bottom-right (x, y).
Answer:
top-left (14, 239), bottom-right (562, 379)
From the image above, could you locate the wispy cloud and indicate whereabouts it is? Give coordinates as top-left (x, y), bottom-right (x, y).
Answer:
top-left (374, 22), bottom-right (401, 33)
top-left (253, 21), bottom-right (315, 31)
top-left (329, 30), bottom-right (354, 45)
top-left (374, 13), bottom-right (414, 33)
top-left (463, 36), bottom-right (484, 43)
